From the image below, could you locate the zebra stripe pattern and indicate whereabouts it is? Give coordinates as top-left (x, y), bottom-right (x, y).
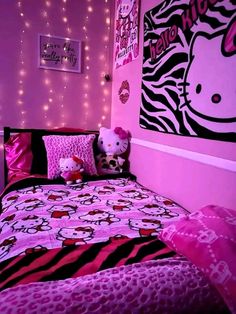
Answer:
top-left (0, 237), bottom-right (175, 291)
top-left (140, 0), bottom-right (236, 142)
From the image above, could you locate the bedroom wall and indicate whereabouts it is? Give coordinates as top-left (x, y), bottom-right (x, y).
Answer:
top-left (0, 0), bottom-right (114, 191)
top-left (111, 0), bottom-right (236, 211)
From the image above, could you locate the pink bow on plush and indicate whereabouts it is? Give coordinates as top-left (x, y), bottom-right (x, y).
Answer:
top-left (114, 127), bottom-right (128, 140)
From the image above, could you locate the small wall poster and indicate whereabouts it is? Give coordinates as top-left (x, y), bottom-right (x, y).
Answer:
top-left (38, 34), bottom-right (81, 73)
top-left (114, 0), bottom-right (140, 68)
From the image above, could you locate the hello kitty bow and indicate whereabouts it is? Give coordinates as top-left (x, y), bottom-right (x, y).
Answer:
top-left (114, 127), bottom-right (129, 139)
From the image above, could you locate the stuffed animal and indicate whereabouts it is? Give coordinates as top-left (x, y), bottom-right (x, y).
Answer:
top-left (59, 156), bottom-right (84, 185)
top-left (96, 127), bottom-right (130, 174)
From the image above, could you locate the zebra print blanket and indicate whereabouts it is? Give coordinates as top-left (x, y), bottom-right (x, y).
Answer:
top-left (0, 236), bottom-right (175, 291)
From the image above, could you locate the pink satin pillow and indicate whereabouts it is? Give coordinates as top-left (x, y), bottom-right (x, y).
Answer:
top-left (159, 205), bottom-right (236, 314)
top-left (4, 133), bottom-right (33, 183)
top-left (43, 134), bottom-right (98, 179)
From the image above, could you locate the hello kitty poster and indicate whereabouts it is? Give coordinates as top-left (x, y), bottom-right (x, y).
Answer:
top-left (140, 0), bottom-right (236, 142)
top-left (115, 0), bottom-right (140, 68)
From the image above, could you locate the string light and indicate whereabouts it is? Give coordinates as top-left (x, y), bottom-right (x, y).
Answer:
top-left (58, 0), bottom-right (73, 127)
top-left (43, 104), bottom-right (49, 111)
top-left (16, 1), bottom-right (28, 127)
top-left (40, 1), bottom-right (54, 126)
top-left (81, 0), bottom-right (94, 128)
top-left (96, 0), bottom-right (111, 128)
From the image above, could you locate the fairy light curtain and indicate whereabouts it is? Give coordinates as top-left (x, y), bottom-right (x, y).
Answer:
top-left (140, 0), bottom-right (236, 142)
top-left (15, 0), bottom-right (112, 129)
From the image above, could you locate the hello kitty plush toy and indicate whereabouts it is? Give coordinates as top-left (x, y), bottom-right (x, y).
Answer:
top-left (59, 156), bottom-right (84, 185)
top-left (96, 127), bottom-right (130, 175)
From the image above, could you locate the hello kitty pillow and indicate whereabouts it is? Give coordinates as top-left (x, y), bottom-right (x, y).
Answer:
top-left (43, 134), bottom-right (97, 179)
top-left (159, 205), bottom-right (236, 314)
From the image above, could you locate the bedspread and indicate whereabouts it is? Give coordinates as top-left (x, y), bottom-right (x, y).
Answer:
top-left (0, 236), bottom-right (175, 291)
top-left (0, 177), bottom-right (187, 263)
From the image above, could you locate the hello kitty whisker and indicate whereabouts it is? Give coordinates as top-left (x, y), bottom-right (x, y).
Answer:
top-left (179, 101), bottom-right (191, 109)
top-left (179, 92), bottom-right (189, 97)
top-left (177, 82), bottom-right (190, 86)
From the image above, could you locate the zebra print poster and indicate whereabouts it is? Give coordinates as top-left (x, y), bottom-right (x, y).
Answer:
top-left (140, 0), bottom-right (236, 142)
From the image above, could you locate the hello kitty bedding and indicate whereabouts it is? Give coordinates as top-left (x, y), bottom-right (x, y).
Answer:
top-left (0, 177), bottom-right (187, 264)
top-left (0, 176), bottom-right (232, 313)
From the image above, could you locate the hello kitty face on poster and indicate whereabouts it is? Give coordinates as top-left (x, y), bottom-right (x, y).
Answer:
top-left (94, 185), bottom-right (115, 195)
top-left (129, 218), bottom-right (162, 237)
top-left (197, 229), bottom-right (218, 244)
top-left (15, 198), bottom-right (44, 211)
top-left (120, 190), bottom-right (149, 200)
top-left (107, 179), bottom-right (127, 187)
top-left (2, 195), bottom-right (19, 212)
top-left (181, 21), bottom-right (236, 133)
top-left (209, 261), bottom-right (231, 284)
top-left (48, 204), bottom-right (77, 219)
top-left (47, 190), bottom-right (70, 202)
top-left (12, 215), bottom-right (51, 234)
top-left (106, 199), bottom-right (132, 211)
top-left (79, 210), bottom-right (120, 225)
top-left (97, 127), bottom-right (129, 156)
top-left (70, 193), bottom-right (100, 205)
top-left (20, 185), bottom-right (43, 194)
top-left (139, 204), bottom-right (179, 218)
top-left (57, 226), bottom-right (94, 247)
top-left (119, 0), bottom-right (133, 18)
top-left (0, 236), bottom-right (17, 260)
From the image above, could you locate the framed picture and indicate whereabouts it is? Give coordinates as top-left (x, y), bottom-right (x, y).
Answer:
top-left (38, 34), bottom-right (82, 73)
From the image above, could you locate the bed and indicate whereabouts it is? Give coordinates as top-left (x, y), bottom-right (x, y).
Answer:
top-left (0, 127), bottom-right (234, 314)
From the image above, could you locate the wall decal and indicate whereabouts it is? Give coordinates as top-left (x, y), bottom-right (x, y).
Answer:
top-left (115, 0), bottom-right (140, 68)
top-left (140, 0), bottom-right (236, 142)
top-left (38, 34), bottom-right (81, 73)
top-left (119, 80), bottom-right (130, 103)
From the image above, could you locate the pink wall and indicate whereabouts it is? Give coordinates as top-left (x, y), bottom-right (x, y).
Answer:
top-left (111, 0), bottom-right (236, 211)
top-left (0, 0), bottom-right (114, 190)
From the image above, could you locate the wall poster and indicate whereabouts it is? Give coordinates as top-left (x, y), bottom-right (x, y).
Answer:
top-left (140, 0), bottom-right (236, 142)
top-left (115, 0), bottom-right (140, 68)
top-left (38, 34), bottom-right (81, 73)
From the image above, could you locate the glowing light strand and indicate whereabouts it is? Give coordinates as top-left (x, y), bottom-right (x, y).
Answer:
top-left (16, 1), bottom-right (27, 127)
top-left (97, 0), bottom-right (111, 129)
top-left (81, 0), bottom-right (94, 128)
top-left (41, 0), bottom-right (54, 128)
top-left (59, 0), bottom-right (72, 127)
